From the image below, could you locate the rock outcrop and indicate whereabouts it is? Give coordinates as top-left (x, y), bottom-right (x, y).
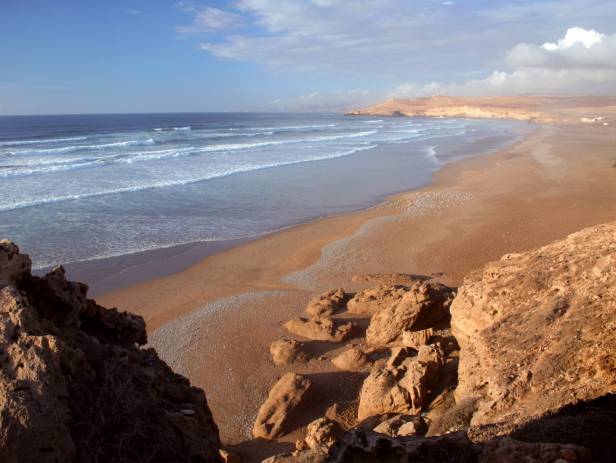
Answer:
top-left (284, 317), bottom-right (354, 342)
top-left (346, 285), bottom-right (409, 316)
top-left (305, 288), bottom-right (347, 318)
top-left (372, 414), bottom-right (427, 437)
top-left (357, 344), bottom-right (444, 420)
top-left (366, 281), bottom-right (454, 347)
top-left (451, 222), bottom-right (616, 428)
top-left (269, 338), bottom-right (309, 366)
top-left (295, 417), bottom-right (343, 452)
top-left (331, 347), bottom-right (370, 372)
top-left (0, 241), bottom-right (221, 462)
top-left (252, 373), bottom-right (313, 440)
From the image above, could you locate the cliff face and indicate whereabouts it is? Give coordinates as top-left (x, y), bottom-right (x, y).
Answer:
top-left (451, 221), bottom-right (616, 428)
top-left (0, 241), bottom-right (222, 462)
top-left (347, 95), bottom-right (616, 124)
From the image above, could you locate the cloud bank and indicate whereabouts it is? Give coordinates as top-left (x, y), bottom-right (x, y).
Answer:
top-left (393, 27), bottom-right (616, 97)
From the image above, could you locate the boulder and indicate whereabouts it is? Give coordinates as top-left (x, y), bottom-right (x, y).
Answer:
top-left (284, 317), bottom-right (354, 342)
top-left (331, 347), bottom-right (369, 371)
top-left (366, 281), bottom-right (454, 347)
top-left (479, 437), bottom-right (591, 463)
top-left (252, 373), bottom-right (313, 440)
top-left (296, 417), bottom-right (344, 452)
top-left (372, 414), bottom-right (428, 437)
top-left (357, 344), bottom-right (444, 420)
top-left (305, 288), bottom-right (347, 318)
top-left (0, 242), bottom-right (221, 463)
top-left (346, 285), bottom-right (409, 316)
top-left (451, 222), bottom-right (616, 428)
top-left (269, 338), bottom-right (309, 366)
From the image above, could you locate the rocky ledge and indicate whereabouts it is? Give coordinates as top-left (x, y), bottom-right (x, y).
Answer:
top-left (256, 221), bottom-right (616, 462)
top-left (0, 241), bottom-right (222, 462)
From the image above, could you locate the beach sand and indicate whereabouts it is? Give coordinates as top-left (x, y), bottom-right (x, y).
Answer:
top-left (98, 123), bottom-right (616, 461)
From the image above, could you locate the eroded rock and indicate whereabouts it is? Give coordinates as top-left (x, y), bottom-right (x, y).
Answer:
top-left (357, 344), bottom-right (444, 420)
top-left (252, 373), bottom-right (313, 440)
top-left (284, 317), bottom-right (354, 342)
top-left (451, 222), bottom-right (616, 428)
top-left (372, 414), bottom-right (428, 437)
top-left (296, 417), bottom-right (344, 452)
top-left (366, 281), bottom-right (454, 347)
top-left (305, 288), bottom-right (347, 318)
top-left (0, 241), bottom-right (221, 463)
top-left (269, 338), bottom-right (309, 366)
top-left (331, 347), bottom-right (369, 372)
top-left (347, 285), bottom-right (409, 316)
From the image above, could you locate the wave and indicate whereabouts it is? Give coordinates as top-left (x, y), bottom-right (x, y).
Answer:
top-left (424, 145), bottom-right (438, 162)
top-left (153, 126), bottom-right (191, 132)
top-left (232, 123), bottom-right (337, 132)
top-left (0, 144), bottom-right (377, 212)
top-left (0, 136), bottom-right (88, 147)
top-left (10, 138), bottom-right (156, 156)
top-left (363, 120), bottom-right (384, 123)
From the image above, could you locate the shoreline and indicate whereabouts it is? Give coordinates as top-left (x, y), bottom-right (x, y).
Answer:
top-left (95, 121), bottom-right (616, 460)
top-left (49, 123), bottom-right (531, 297)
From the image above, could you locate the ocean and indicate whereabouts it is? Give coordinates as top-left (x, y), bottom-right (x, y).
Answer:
top-left (0, 113), bottom-right (531, 271)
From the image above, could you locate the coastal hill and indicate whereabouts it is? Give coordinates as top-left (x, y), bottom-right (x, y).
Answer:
top-left (1, 220), bottom-right (615, 461)
top-left (347, 95), bottom-right (616, 124)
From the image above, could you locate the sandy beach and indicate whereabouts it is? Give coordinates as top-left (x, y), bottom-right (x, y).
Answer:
top-left (98, 122), bottom-right (616, 460)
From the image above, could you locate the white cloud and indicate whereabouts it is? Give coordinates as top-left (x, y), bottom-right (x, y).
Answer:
top-left (176, 6), bottom-right (243, 35)
top-left (392, 27), bottom-right (616, 96)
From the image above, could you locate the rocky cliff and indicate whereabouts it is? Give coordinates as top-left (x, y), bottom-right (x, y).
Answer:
top-left (0, 241), bottom-right (222, 462)
top-left (451, 221), bottom-right (616, 429)
top-left (259, 222), bottom-right (616, 462)
top-left (347, 95), bottom-right (616, 125)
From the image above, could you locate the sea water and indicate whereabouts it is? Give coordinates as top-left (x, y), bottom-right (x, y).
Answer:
top-left (0, 113), bottom-right (531, 269)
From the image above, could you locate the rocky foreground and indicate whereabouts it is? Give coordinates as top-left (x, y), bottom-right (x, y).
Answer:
top-left (1, 221), bottom-right (615, 462)
top-left (0, 241), bottom-right (221, 462)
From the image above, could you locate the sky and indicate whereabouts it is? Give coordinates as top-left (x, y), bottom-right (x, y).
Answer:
top-left (1, 0), bottom-right (616, 115)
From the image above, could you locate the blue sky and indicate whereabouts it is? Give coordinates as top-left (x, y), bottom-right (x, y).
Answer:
top-left (1, 0), bottom-right (616, 115)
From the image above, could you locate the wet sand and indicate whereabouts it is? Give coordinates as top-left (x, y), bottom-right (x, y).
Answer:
top-left (99, 123), bottom-right (616, 461)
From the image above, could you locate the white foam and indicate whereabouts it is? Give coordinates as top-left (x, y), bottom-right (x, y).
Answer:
top-left (0, 136), bottom-right (88, 147)
top-left (0, 144), bottom-right (377, 212)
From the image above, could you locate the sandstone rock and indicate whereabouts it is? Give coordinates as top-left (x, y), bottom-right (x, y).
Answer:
top-left (357, 344), bottom-right (444, 420)
top-left (0, 242), bottom-right (221, 463)
top-left (296, 417), bottom-right (343, 452)
top-left (327, 430), bottom-right (479, 462)
top-left (366, 281), bottom-right (454, 347)
top-left (372, 414), bottom-right (427, 437)
top-left (261, 449), bottom-right (326, 463)
top-left (305, 288), bottom-right (347, 318)
top-left (284, 317), bottom-right (354, 342)
top-left (331, 347), bottom-right (369, 371)
top-left (253, 373), bottom-right (313, 440)
top-left (0, 240), bottom-right (31, 287)
top-left (269, 338), bottom-right (309, 366)
top-left (347, 285), bottom-right (409, 316)
top-left (451, 222), bottom-right (616, 428)
top-left (400, 327), bottom-right (434, 349)
top-left (479, 437), bottom-right (591, 463)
